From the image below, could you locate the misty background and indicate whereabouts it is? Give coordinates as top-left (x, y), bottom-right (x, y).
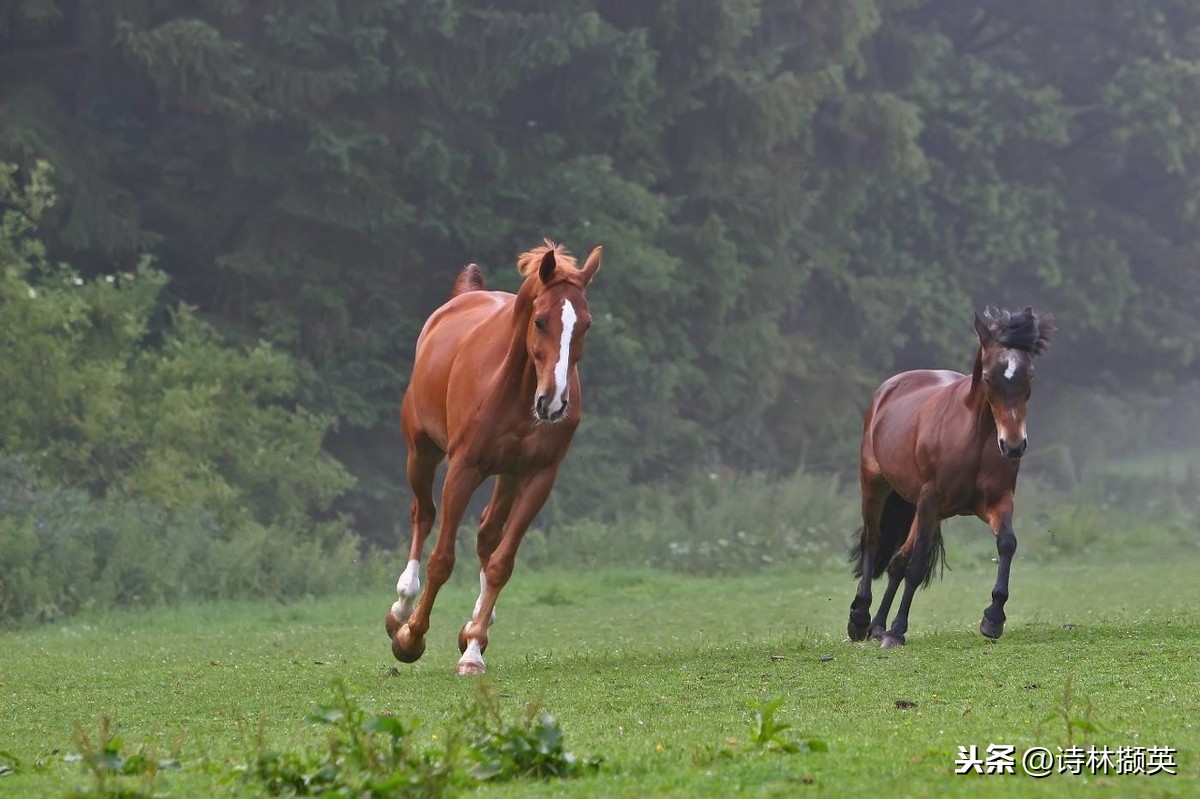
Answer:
top-left (1, 1), bottom-right (1197, 624)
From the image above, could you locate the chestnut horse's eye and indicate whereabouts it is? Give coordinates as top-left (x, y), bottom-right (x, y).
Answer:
top-left (533, 318), bottom-right (546, 332)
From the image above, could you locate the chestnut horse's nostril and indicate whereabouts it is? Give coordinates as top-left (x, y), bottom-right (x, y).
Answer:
top-left (535, 394), bottom-right (550, 419)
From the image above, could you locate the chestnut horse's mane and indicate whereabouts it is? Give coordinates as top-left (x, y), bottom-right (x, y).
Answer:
top-left (516, 239), bottom-right (578, 276)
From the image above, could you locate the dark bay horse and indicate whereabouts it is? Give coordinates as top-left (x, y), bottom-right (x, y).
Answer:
top-left (847, 307), bottom-right (1055, 648)
top-left (385, 240), bottom-right (600, 675)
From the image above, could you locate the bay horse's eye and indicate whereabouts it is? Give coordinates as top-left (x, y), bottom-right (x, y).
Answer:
top-left (533, 318), bottom-right (546, 332)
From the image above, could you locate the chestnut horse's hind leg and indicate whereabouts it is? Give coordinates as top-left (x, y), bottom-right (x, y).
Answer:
top-left (457, 468), bottom-right (557, 676)
top-left (391, 460), bottom-right (483, 664)
top-left (980, 500), bottom-right (1017, 640)
top-left (463, 475), bottom-right (517, 637)
top-left (386, 436), bottom-right (442, 639)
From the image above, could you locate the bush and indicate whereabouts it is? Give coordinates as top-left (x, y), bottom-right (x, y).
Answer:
top-left (0, 161), bottom-right (361, 624)
top-left (0, 457), bottom-right (364, 625)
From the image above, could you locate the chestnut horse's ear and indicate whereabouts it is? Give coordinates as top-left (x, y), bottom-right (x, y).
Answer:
top-left (580, 245), bottom-right (602, 285)
top-left (973, 312), bottom-right (994, 346)
top-left (539, 248), bottom-right (557, 284)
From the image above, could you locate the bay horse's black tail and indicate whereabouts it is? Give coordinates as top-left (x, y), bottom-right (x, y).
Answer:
top-left (850, 492), bottom-right (945, 587)
top-left (451, 263), bottom-right (485, 297)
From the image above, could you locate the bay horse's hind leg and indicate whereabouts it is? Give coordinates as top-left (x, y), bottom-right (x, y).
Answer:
top-left (880, 489), bottom-right (941, 649)
top-left (386, 434), bottom-right (442, 640)
top-left (868, 496), bottom-right (920, 640)
top-left (457, 468), bottom-right (556, 676)
top-left (848, 476), bottom-right (889, 640)
top-left (459, 474), bottom-right (517, 648)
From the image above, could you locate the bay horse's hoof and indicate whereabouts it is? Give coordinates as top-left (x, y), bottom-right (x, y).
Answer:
top-left (847, 622), bottom-right (869, 642)
top-left (880, 633), bottom-right (905, 649)
top-left (979, 617), bottom-right (1005, 640)
top-left (391, 624), bottom-right (426, 663)
top-left (869, 625), bottom-right (887, 642)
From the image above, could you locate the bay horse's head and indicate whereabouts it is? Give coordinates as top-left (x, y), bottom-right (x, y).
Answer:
top-left (972, 306), bottom-right (1056, 459)
top-left (516, 240), bottom-right (601, 422)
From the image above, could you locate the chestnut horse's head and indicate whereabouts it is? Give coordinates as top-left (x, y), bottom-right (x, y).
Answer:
top-left (516, 240), bottom-right (601, 422)
top-left (973, 306), bottom-right (1056, 459)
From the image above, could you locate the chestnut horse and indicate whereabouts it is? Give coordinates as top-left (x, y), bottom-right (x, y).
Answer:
top-left (847, 307), bottom-right (1055, 648)
top-left (385, 240), bottom-right (600, 675)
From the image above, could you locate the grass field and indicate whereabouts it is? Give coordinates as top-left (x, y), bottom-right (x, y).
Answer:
top-left (2, 546), bottom-right (1199, 797)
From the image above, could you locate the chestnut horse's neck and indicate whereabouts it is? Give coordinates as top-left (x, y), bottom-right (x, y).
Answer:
top-left (495, 276), bottom-right (539, 399)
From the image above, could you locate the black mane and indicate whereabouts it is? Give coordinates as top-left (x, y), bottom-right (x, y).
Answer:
top-left (983, 306), bottom-right (1056, 356)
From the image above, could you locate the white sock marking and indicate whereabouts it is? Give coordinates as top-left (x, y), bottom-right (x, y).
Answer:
top-left (472, 570), bottom-right (497, 626)
top-left (551, 300), bottom-right (577, 415)
top-left (458, 639), bottom-right (485, 671)
top-left (396, 559), bottom-right (420, 598)
top-left (394, 559), bottom-right (421, 617)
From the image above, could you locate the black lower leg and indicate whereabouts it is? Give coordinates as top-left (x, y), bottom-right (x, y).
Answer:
top-left (882, 541), bottom-right (929, 648)
top-left (981, 529), bottom-right (1016, 639)
top-left (870, 561), bottom-right (904, 639)
top-left (848, 549), bottom-right (873, 641)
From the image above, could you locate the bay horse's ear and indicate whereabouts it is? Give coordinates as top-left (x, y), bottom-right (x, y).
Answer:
top-left (580, 245), bottom-right (602, 285)
top-left (973, 312), bottom-right (994, 346)
top-left (539, 248), bottom-right (557, 285)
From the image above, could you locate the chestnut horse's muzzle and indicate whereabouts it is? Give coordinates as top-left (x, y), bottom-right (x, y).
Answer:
top-left (534, 394), bottom-right (567, 422)
top-left (999, 438), bottom-right (1027, 459)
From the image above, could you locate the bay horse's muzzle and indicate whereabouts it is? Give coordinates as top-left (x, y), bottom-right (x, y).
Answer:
top-left (999, 438), bottom-right (1027, 459)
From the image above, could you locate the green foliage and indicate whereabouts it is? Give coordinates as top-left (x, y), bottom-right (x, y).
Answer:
top-left (243, 680), bottom-right (457, 798)
top-left (240, 680), bottom-right (597, 796)
top-left (746, 696), bottom-right (827, 755)
top-left (462, 686), bottom-right (601, 781)
top-left (3, 2), bottom-right (1200, 555)
top-left (0, 162), bottom-right (362, 625)
top-left (64, 715), bottom-right (180, 798)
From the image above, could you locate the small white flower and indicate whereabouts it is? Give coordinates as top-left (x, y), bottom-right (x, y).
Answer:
top-left (27, 287), bottom-right (37, 299)
top-left (71, 276), bottom-right (84, 286)
top-left (105, 274), bottom-right (115, 283)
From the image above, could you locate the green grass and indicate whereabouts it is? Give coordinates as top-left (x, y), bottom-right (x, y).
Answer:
top-left (2, 550), bottom-right (1199, 797)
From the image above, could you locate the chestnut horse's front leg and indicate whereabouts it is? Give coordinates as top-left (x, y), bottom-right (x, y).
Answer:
top-left (980, 499), bottom-right (1017, 639)
top-left (391, 459), bottom-right (483, 664)
top-left (456, 468), bottom-right (557, 676)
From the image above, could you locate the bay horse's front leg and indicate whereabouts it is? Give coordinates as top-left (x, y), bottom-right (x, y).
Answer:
top-left (456, 468), bottom-right (557, 676)
top-left (980, 500), bottom-right (1017, 640)
top-left (391, 460), bottom-right (483, 664)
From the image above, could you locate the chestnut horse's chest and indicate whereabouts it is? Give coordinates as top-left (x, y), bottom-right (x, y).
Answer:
top-left (457, 410), bottom-right (579, 475)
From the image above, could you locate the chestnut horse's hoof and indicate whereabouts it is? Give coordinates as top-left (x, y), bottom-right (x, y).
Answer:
top-left (979, 617), bottom-right (1005, 640)
top-left (391, 624), bottom-right (426, 663)
top-left (880, 633), bottom-right (905, 649)
top-left (456, 658), bottom-right (486, 677)
top-left (384, 607), bottom-right (403, 639)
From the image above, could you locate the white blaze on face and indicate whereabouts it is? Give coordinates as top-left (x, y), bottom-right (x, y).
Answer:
top-left (549, 299), bottom-right (577, 416)
top-left (1003, 353), bottom-right (1018, 380)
